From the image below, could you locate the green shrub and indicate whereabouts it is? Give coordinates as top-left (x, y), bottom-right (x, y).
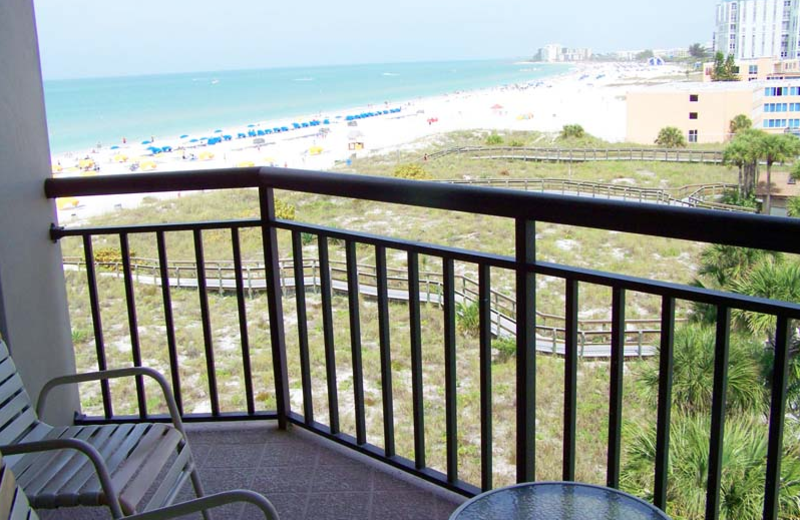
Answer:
top-left (654, 126), bottom-right (687, 148)
top-left (71, 328), bottom-right (91, 345)
top-left (492, 336), bottom-right (516, 362)
top-left (93, 247), bottom-right (135, 268)
top-left (560, 124), bottom-right (586, 139)
top-left (508, 139), bottom-right (525, 147)
top-left (485, 133), bottom-right (504, 145)
top-left (788, 196), bottom-right (800, 217)
top-left (274, 198), bottom-right (296, 220)
top-left (456, 301), bottom-right (480, 337)
top-left (393, 163), bottom-right (431, 180)
top-left (720, 189), bottom-right (759, 209)
top-left (301, 232), bottom-right (315, 245)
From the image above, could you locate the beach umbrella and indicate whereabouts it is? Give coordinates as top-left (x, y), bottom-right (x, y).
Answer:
top-left (323, 119), bottom-right (330, 124)
top-left (56, 197), bottom-right (79, 210)
top-left (281, 126), bottom-right (289, 132)
top-left (248, 130), bottom-right (256, 137)
top-left (345, 116), bottom-right (354, 121)
top-left (247, 124), bottom-right (256, 128)
top-left (140, 161), bottom-right (158, 171)
top-left (273, 127), bottom-right (281, 133)
top-left (301, 122), bottom-right (309, 128)
top-left (113, 154), bottom-right (128, 163)
top-left (309, 146), bottom-right (323, 155)
top-left (237, 133), bottom-right (247, 139)
top-left (257, 130), bottom-right (265, 136)
top-left (78, 159), bottom-right (95, 170)
top-left (214, 129), bottom-right (222, 133)
top-left (292, 123), bottom-right (301, 129)
top-left (199, 151), bottom-right (215, 161)
top-left (265, 129), bottom-right (273, 134)
top-left (180, 134), bottom-right (190, 139)
top-left (237, 161), bottom-right (255, 168)
top-left (162, 146), bottom-right (173, 152)
top-left (141, 140), bottom-right (151, 145)
top-left (110, 145), bottom-right (120, 150)
top-left (189, 138), bottom-right (199, 143)
top-left (52, 164), bottom-right (63, 173)
top-left (223, 135), bottom-right (232, 140)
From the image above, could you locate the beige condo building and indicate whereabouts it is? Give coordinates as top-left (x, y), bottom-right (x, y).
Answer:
top-left (627, 79), bottom-right (800, 144)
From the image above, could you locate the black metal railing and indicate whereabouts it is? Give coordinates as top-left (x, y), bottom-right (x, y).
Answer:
top-left (46, 167), bottom-right (800, 519)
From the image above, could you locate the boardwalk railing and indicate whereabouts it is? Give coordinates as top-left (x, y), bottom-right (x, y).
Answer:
top-left (428, 146), bottom-right (725, 164)
top-left (436, 178), bottom-right (753, 212)
top-left (47, 167), bottom-right (800, 519)
top-left (62, 256), bottom-right (680, 357)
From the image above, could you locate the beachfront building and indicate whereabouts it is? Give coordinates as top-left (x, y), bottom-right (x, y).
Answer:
top-left (702, 55), bottom-right (800, 81)
top-left (536, 44), bottom-right (592, 62)
top-left (713, 0), bottom-right (800, 59)
top-left (626, 79), bottom-right (800, 144)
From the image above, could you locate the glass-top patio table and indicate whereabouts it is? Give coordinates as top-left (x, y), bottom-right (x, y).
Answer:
top-left (449, 482), bottom-right (671, 520)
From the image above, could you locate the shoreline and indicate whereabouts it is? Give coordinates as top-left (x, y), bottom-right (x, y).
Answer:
top-left (52, 61), bottom-right (689, 222)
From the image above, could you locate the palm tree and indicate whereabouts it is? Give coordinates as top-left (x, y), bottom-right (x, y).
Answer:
top-left (640, 325), bottom-right (767, 415)
top-left (655, 126), bottom-right (686, 148)
top-left (622, 414), bottom-right (800, 520)
top-left (723, 129), bottom-right (764, 197)
top-left (788, 196), bottom-right (800, 217)
top-left (758, 133), bottom-right (800, 214)
top-left (729, 114), bottom-right (752, 139)
top-left (732, 257), bottom-right (800, 338)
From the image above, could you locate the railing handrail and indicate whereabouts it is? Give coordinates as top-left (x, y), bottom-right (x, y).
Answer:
top-left (426, 146), bottom-right (725, 163)
top-left (45, 167), bottom-right (800, 254)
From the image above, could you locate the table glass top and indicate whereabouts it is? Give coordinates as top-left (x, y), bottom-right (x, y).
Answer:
top-left (451, 482), bottom-right (670, 520)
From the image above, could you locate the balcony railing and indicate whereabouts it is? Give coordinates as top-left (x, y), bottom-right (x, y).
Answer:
top-left (46, 167), bottom-right (800, 520)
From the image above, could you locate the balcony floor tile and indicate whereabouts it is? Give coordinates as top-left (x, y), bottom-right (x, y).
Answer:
top-left (36, 421), bottom-right (464, 520)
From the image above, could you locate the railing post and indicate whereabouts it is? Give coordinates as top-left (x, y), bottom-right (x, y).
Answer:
top-left (515, 218), bottom-right (536, 483)
top-left (259, 186), bottom-right (291, 429)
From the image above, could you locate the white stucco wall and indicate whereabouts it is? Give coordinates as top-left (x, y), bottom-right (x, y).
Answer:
top-left (0, 0), bottom-right (79, 424)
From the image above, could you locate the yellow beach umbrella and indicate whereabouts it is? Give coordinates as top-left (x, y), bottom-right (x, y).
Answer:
top-left (80, 170), bottom-right (97, 177)
top-left (56, 197), bottom-right (79, 210)
top-left (52, 164), bottom-right (63, 173)
top-left (140, 161), bottom-right (158, 171)
top-left (113, 154), bottom-right (128, 163)
top-left (309, 146), bottom-right (323, 155)
top-left (237, 161), bottom-right (255, 168)
top-left (199, 151), bottom-right (215, 161)
top-left (78, 159), bottom-right (95, 170)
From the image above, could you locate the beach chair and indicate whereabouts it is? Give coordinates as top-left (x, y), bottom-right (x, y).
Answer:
top-left (0, 449), bottom-right (279, 520)
top-left (0, 338), bottom-right (262, 519)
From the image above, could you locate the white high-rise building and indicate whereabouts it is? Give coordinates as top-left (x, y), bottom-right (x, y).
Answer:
top-left (714, 0), bottom-right (800, 60)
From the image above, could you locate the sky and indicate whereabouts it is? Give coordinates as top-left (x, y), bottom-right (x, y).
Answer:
top-left (34, 0), bottom-right (716, 80)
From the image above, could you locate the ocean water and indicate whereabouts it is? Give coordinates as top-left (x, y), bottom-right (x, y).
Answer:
top-left (43, 60), bottom-right (571, 154)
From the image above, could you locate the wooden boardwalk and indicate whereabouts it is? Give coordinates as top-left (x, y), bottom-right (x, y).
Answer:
top-left (429, 146), bottom-right (725, 164)
top-left (64, 260), bottom-right (658, 359)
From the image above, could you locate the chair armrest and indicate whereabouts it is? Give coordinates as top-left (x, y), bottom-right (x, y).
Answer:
top-left (125, 490), bottom-right (279, 520)
top-left (0, 438), bottom-right (125, 519)
top-left (37, 367), bottom-right (185, 435)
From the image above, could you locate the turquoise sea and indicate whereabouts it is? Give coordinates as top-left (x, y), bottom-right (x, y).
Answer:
top-left (43, 60), bottom-right (571, 154)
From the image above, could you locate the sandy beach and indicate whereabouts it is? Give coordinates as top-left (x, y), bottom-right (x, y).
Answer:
top-left (52, 62), bottom-right (687, 222)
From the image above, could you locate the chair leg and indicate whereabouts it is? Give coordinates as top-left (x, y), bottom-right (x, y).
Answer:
top-left (190, 467), bottom-right (213, 520)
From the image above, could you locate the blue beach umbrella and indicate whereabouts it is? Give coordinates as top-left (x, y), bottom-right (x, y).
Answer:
top-left (180, 134), bottom-right (189, 139)
top-left (247, 124), bottom-right (256, 128)
top-left (281, 126), bottom-right (289, 132)
top-left (292, 122), bottom-right (301, 129)
top-left (237, 133), bottom-right (246, 139)
top-left (273, 127), bottom-right (281, 133)
top-left (141, 140), bottom-right (151, 145)
top-left (189, 138), bottom-right (199, 143)
top-left (110, 145), bottom-right (120, 150)
top-left (214, 129), bottom-right (222, 133)
top-left (301, 122), bottom-right (309, 128)
top-left (223, 135), bottom-right (232, 141)
top-left (265, 129), bottom-right (273, 134)
top-left (162, 146), bottom-right (173, 152)
top-left (323, 119), bottom-right (330, 124)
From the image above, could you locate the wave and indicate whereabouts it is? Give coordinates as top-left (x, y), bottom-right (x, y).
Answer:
top-left (293, 77), bottom-right (314, 82)
top-left (382, 72), bottom-right (400, 76)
